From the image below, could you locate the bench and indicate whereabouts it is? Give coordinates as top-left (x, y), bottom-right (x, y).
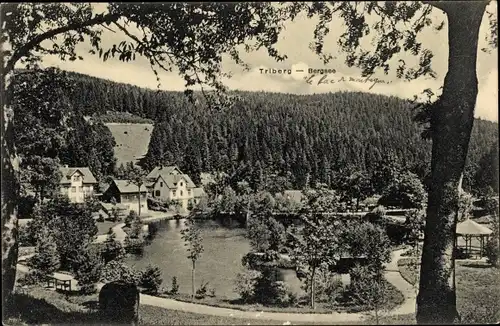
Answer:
top-left (46, 276), bottom-right (72, 292)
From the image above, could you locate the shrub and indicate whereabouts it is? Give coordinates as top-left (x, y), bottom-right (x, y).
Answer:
top-left (234, 269), bottom-right (262, 303)
top-left (101, 231), bottom-right (126, 263)
top-left (140, 265), bottom-right (163, 295)
top-left (27, 228), bottom-right (60, 282)
top-left (125, 210), bottom-right (139, 228)
top-left (195, 281), bottom-right (210, 299)
top-left (484, 234), bottom-right (499, 267)
top-left (124, 236), bottom-right (145, 255)
top-left (18, 223), bottom-right (36, 247)
top-left (100, 260), bottom-right (141, 285)
top-left (72, 245), bottom-right (104, 294)
top-left (311, 268), bottom-right (344, 303)
top-left (170, 276), bottom-right (179, 295)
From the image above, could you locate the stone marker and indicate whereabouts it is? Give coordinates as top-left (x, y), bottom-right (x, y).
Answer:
top-left (99, 281), bottom-right (140, 325)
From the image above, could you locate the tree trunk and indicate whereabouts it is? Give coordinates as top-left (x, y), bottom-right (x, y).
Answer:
top-left (310, 267), bottom-right (316, 309)
top-left (416, 2), bottom-right (488, 324)
top-left (191, 260), bottom-right (195, 300)
top-left (138, 184), bottom-right (141, 217)
top-left (1, 70), bottom-right (20, 310)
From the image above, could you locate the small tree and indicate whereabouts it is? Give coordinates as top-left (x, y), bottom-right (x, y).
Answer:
top-left (27, 228), bottom-right (60, 282)
top-left (72, 245), bottom-right (104, 294)
top-left (458, 191), bottom-right (474, 222)
top-left (349, 264), bottom-right (390, 325)
top-left (378, 171), bottom-right (427, 209)
top-left (180, 218), bottom-right (204, 299)
top-left (125, 210), bottom-right (139, 228)
top-left (170, 276), bottom-right (179, 295)
top-left (140, 264), bottom-right (163, 295)
top-left (290, 216), bottom-right (339, 309)
top-left (101, 230), bottom-right (126, 263)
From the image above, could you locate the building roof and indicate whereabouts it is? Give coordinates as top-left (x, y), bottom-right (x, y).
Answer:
top-left (157, 173), bottom-right (196, 189)
top-left (457, 218), bottom-right (493, 236)
top-left (113, 180), bottom-right (149, 194)
top-left (193, 187), bottom-right (207, 197)
top-left (147, 165), bottom-right (182, 180)
top-left (59, 166), bottom-right (97, 185)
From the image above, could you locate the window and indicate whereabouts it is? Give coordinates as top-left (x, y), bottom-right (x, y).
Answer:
top-left (172, 190), bottom-right (176, 197)
top-left (180, 190), bottom-right (183, 196)
top-left (73, 175), bottom-right (80, 181)
top-left (160, 182), bottom-right (163, 187)
top-left (71, 187), bottom-right (76, 193)
top-left (188, 189), bottom-right (192, 196)
top-left (180, 182), bottom-right (183, 186)
top-left (155, 190), bottom-right (160, 197)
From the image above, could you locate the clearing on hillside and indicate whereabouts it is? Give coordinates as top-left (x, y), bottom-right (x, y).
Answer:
top-left (105, 123), bottom-right (154, 166)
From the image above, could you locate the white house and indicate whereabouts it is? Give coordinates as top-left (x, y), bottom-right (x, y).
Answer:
top-left (146, 165), bottom-right (206, 211)
top-left (59, 166), bottom-right (98, 203)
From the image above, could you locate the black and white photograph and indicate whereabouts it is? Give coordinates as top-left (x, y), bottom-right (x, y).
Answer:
top-left (1, 2), bottom-right (498, 325)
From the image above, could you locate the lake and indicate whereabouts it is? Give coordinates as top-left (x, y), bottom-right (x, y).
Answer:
top-left (124, 218), bottom-right (303, 299)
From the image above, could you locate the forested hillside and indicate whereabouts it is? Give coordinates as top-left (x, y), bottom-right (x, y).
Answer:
top-left (66, 71), bottom-right (498, 193)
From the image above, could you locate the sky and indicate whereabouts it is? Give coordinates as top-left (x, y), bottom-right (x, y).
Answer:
top-left (37, 2), bottom-right (498, 122)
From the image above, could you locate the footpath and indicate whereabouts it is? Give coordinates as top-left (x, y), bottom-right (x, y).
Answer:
top-left (16, 248), bottom-right (416, 323)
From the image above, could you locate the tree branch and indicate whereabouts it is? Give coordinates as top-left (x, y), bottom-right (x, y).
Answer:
top-left (4, 13), bottom-right (121, 75)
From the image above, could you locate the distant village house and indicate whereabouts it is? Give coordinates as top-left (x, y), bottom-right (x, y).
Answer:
top-left (146, 165), bottom-right (207, 211)
top-left (59, 165), bottom-right (97, 203)
top-left (102, 179), bottom-right (149, 215)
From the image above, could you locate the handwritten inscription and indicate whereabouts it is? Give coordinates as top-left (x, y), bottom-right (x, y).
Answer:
top-left (304, 74), bottom-right (392, 90)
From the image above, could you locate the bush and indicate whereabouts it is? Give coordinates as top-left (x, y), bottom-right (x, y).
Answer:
top-left (484, 235), bottom-right (499, 267)
top-left (234, 269), bottom-right (262, 303)
top-left (124, 236), bottom-right (145, 255)
top-left (100, 260), bottom-right (142, 285)
top-left (140, 265), bottom-right (163, 295)
top-left (18, 223), bottom-right (36, 247)
top-left (195, 281), bottom-right (210, 299)
top-left (101, 231), bottom-right (126, 263)
top-left (310, 268), bottom-right (344, 304)
top-left (27, 228), bottom-right (60, 282)
top-left (72, 245), bottom-right (104, 294)
top-left (170, 276), bottom-right (179, 295)
top-left (125, 210), bottom-right (139, 228)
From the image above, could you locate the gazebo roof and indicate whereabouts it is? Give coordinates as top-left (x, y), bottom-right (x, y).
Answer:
top-left (457, 218), bottom-right (493, 236)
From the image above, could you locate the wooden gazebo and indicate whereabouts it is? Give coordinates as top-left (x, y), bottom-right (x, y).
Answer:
top-left (456, 218), bottom-right (493, 259)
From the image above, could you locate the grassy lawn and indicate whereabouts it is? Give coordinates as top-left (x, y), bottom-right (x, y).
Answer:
top-left (96, 220), bottom-right (121, 235)
top-left (4, 285), bottom-right (413, 325)
top-left (398, 258), bottom-right (500, 324)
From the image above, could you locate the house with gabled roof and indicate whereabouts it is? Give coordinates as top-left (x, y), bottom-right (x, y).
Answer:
top-left (59, 165), bottom-right (98, 203)
top-left (102, 179), bottom-right (149, 216)
top-left (147, 165), bottom-right (207, 211)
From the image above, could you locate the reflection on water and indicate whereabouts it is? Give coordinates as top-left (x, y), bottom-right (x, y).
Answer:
top-left (125, 218), bottom-right (304, 299)
top-left (125, 218), bottom-right (251, 299)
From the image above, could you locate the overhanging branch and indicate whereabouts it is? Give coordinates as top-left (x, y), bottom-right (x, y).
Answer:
top-left (4, 13), bottom-right (121, 75)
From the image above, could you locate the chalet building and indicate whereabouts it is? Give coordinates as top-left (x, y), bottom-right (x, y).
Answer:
top-left (146, 165), bottom-right (207, 211)
top-left (102, 179), bottom-right (148, 215)
top-left (59, 165), bottom-right (98, 203)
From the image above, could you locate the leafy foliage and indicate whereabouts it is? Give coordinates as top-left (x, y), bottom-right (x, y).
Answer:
top-left (72, 244), bottom-right (104, 294)
top-left (139, 264), bottom-right (163, 295)
top-left (27, 227), bottom-right (60, 282)
top-left (101, 230), bottom-right (126, 264)
top-left (29, 195), bottom-right (98, 270)
top-left (378, 171), bottom-right (427, 209)
top-left (234, 269), bottom-right (262, 303)
top-left (100, 260), bottom-right (142, 285)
